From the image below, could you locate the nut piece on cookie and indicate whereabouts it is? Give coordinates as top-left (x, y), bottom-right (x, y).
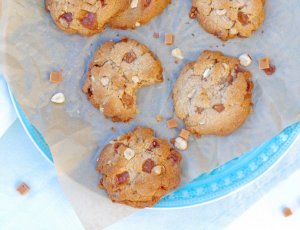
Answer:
top-left (46, 0), bottom-right (129, 36)
top-left (109, 0), bottom-right (171, 29)
top-left (96, 126), bottom-right (182, 208)
top-left (191, 0), bottom-right (265, 40)
top-left (173, 50), bottom-right (254, 136)
top-left (82, 38), bottom-right (163, 122)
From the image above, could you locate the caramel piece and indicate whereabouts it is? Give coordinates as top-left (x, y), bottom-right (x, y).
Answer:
top-left (16, 182), bottom-right (30, 195)
top-left (50, 71), bottom-right (62, 84)
top-left (259, 57), bottom-right (270, 70)
top-left (283, 207), bottom-right (293, 217)
top-left (165, 33), bottom-right (174, 45)
top-left (179, 129), bottom-right (190, 140)
top-left (167, 118), bottom-right (178, 129)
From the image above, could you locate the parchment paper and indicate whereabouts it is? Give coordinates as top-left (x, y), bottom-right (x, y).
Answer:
top-left (1, 0), bottom-right (300, 229)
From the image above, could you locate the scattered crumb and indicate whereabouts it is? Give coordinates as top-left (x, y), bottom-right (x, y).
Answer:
top-left (165, 33), bottom-right (174, 45)
top-left (111, 127), bottom-right (115, 132)
top-left (216, 45), bottom-right (219, 48)
top-left (155, 115), bottom-right (163, 122)
top-left (179, 129), bottom-right (190, 140)
top-left (259, 57), bottom-right (270, 70)
top-left (263, 64), bottom-right (276, 76)
top-left (167, 118), bottom-right (178, 129)
top-left (282, 207), bottom-right (293, 217)
top-left (261, 30), bottom-right (264, 34)
top-left (153, 32), bottom-right (159, 39)
top-left (50, 71), bottom-right (62, 84)
top-left (17, 182), bottom-right (30, 195)
top-left (209, 45), bottom-right (213, 48)
top-left (121, 36), bottom-right (129, 42)
top-left (170, 138), bottom-right (175, 145)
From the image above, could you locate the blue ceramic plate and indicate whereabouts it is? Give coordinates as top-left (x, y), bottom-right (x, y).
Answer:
top-left (8, 88), bottom-right (300, 209)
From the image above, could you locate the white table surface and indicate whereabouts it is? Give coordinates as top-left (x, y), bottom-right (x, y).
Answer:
top-left (1, 75), bottom-right (300, 230)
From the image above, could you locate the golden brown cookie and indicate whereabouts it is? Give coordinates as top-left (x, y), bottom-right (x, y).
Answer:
top-left (191, 0), bottom-right (265, 40)
top-left (173, 50), bottom-right (253, 136)
top-left (46, 0), bottom-right (129, 36)
top-left (109, 0), bottom-right (171, 29)
top-left (82, 38), bottom-right (163, 122)
top-left (96, 126), bottom-right (182, 208)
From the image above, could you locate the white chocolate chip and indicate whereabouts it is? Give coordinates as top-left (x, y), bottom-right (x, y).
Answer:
top-left (124, 148), bottom-right (135, 160)
top-left (229, 27), bottom-right (238, 35)
top-left (100, 76), bottom-right (109, 86)
top-left (132, 76), bottom-right (140, 83)
top-left (109, 141), bottom-right (115, 144)
top-left (202, 68), bottom-right (212, 79)
top-left (51, 93), bottom-right (65, 104)
top-left (174, 137), bottom-right (188, 151)
top-left (91, 75), bottom-right (95, 82)
top-left (130, 0), bottom-right (138, 8)
top-left (135, 22), bottom-right (141, 27)
top-left (239, 53), bottom-right (252, 67)
top-left (172, 48), bottom-right (184, 60)
top-left (152, 165), bottom-right (163, 175)
top-left (100, 107), bottom-right (104, 113)
top-left (216, 9), bottom-right (227, 16)
top-left (188, 89), bottom-right (197, 99)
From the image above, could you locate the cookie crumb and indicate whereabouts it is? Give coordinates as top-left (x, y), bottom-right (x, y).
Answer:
top-left (156, 115), bottom-right (163, 122)
top-left (153, 32), bottom-right (159, 39)
top-left (165, 33), bottom-right (174, 45)
top-left (259, 57), bottom-right (270, 70)
top-left (50, 71), bottom-right (62, 84)
top-left (282, 207), bottom-right (293, 217)
top-left (17, 182), bottom-right (30, 195)
top-left (179, 129), bottom-right (190, 140)
top-left (111, 127), bottom-right (115, 132)
top-left (263, 64), bottom-right (276, 76)
top-left (170, 138), bottom-right (175, 145)
top-left (167, 118), bottom-right (178, 129)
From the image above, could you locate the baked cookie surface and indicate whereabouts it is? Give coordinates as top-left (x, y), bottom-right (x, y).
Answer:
top-left (109, 0), bottom-right (171, 29)
top-left (82, 38), bottom-right (163, 122)
top-left (191, 0), bottom-right (265, 40)
top-left (173, 50), bottom-right (253, 136)
top-left (96, 126), bottom-right (182, 208)
top-left (46, 0), bottom-right (129, 35)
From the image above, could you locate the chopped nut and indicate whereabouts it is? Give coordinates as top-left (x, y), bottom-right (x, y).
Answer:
top-left (80, 12), bottom-right (97, 30)
top-left (155, 115), bottom-right (163, 122)
top-left (130, 0), bottom-right (139, 8)
top-left (100, 76), bottom-right (110, 86)
top-left (153, 32), bottom-right (159, 39)
top-left (152, 165), bottom-right (163, 175)
top-left (124, 148), bottom-right (135, 160)
top-left (259, 57), bottom-right (270, 70)
top-left (51, 93), bottom-right (65, 104)
top-left (164, 33), bottom-right (174, 45)
top-left (132, 76), bottom-right (140, 83)
top-left (167, 149), bottom-right (180, 164)
top-left (174, 137), bottom-right (188, 150)
top-left (216, 9), bottom-right (227, 16)
top-left (50, 71), bottom-right (62, 83)
top-left (196, 107), bottom-right (204, 114)
top-left (171, 48), bottom-right (184, 60)
top-left (283, 207), bottom-right (293, 217)
top-left (239, 53), bottom-right (252, 67)
top-left (263, 64), bottom-right (276, 76)
top-left (17, 182), bottom-right (30, 195)
top-left (189, 7), bottom-right (198, 19)
top-left (123, 51), bottom-right (137, 63)
top-left (142, 0), bottom-right (151, 7)
top-left (213, 104), bottom-right (225, 113)
top-left (167, 118), bottom-right (178, 129)
top-left (179, 129), bottom-right (190, 140)
top-left (170, 138), bottom-right (175, 145)
top-left (237, 11), bottom-right (249, 25)
top-left (116, 171), bottom-right (130, 185)
top-left (202, 68), bottom-right (212, 79)
top-left (142, 159), bottom-right (155, 173)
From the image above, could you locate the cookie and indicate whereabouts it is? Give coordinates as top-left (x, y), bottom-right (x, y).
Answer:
top-left (191, 0), bottom-right (265, 40)
top-left (109, 0), bottom-right (171, 29)
top-left (46, 0), bottom-right (129, 36)
top-left (173, 50), bottom-right (253, 136)
top-left (82, 38), bottom-right (163, 122)
top-left (96, 126), bottom-right (182, 208)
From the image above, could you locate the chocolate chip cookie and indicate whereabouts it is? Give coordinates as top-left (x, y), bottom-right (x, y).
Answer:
top-left (191, 0), bottom-right (265, 40)
top-left (46, 0), bottom-right (129, 35)
top-left (109, 0), bottom-right (171, 29)
top-left (82, 38), bottom-right (163, 122)
top-left (173, 50), bottom-right (253, 136)
top-left (96, 126), bottom-right (182, 208)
